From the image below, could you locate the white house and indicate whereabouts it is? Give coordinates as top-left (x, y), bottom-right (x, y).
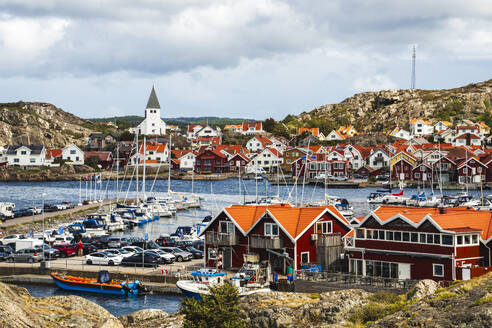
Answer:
top-left (176, 151), bottom-right (196, 171)
top-left (388, 127), bottom-right (411, 140)
top-left (246, 147), bottom-right (283, 173)
top-left (241, 122), bottom-right (264, 135)
top-left (366, 148), bottom-right (390, 170)
top-left (62, 144), bottom-right (85, 165)
top-left (5, 145), bottom-right (46, 166)
top-left (433, 128), bottom-right (455, 143)
top-left (0, 146), bottom-right (6, 164)
top-left (246, 136), bottom-right (272, 153)
top-left (410, 119), bottom-right (433, 136)
top-left (453, 133), bottom-right (482, 147)
top-left (136, 86), bottom-right (167, 136)
top-left (433, 121), bottom-right (452, 133)
top-left (129, 143), bottom-right (169, 166)
top-left (325, 130), bottom-right (345, 141)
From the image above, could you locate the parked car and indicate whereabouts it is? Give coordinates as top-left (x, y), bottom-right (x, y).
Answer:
top-left (174, 240), bottom-right (194, 248)
top-left (43, 204), bottom-right (57, 212)
top-left (55, 204), bottom-right (67, 211)
top-left (314, 173), bottom-right (332, 180)
top-left (0, 245), bottom-right (14, 261)
top-left (53, 236), bottom-right (74, 246)
top-left (104, 248), bottom-right (133, 258)
top-left (181, 246), bottom-right (203, 259)
top-left (130, 240), bottom-right (160, 250)
top-left (81, 243), bottom-right (98, 255)
top-left (28, 207), bottom-right (42, 214)
top-left (107, 236), bottom-right (130, 249)
top-left (35, 244), bottom-right (60, 260)
top-left (155, 236), bottom-right (176, 247)
top-left (160, 247), bottom-right (192, 262)
top-left (120, 252), bottom-right (162, 267)
top-left (85, 252), bottom-right (123, 266)
top-left (89, 235), bottom-right (111, 249)
top-left (53, 244), bottom-right (77, 257)
top-left (7, 248), bottom-right (43, 263)
top-left (121, 246), bottom-right (144, 255)
top-left (148, 249), bottom-right (175, 263)
top-left (14, 209), bottom-right (33, 218)
top-left (330, 175), bottom-right (348, 181)
top-left (192, 240), bottom-right (204, 251)
top-left (0, 234), bottom-right (28, 246)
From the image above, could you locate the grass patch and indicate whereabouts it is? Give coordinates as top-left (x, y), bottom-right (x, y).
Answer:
top-left (430, 292), bottom-right (458, 301)
top-left (349, 292), bottom-right (408, 325)
top-left (472, 295), bottom-right (492, 306)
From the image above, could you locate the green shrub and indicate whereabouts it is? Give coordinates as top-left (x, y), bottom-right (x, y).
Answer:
top-left (181, 283), bottom-right (246, 328)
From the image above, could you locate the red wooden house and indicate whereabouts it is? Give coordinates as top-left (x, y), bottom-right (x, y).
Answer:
top-left (411, 163), bottom-right (433, 182)
top-left (194, 149), bottom-right (229, 173)
top-left (227, 153), bottom-right (250, 172)
top-left (456, 156), bottom-right (487, 184)
top-left (391, 157), bottom-right (414, 181)
top-left (346, 206), bottom-right (492, 281)
top-left (430, 156), bottom-right (457, 183)
top-left (200, 204), bottom-right (351, 274)
top-left (291, 156), bottom-right (350, 179)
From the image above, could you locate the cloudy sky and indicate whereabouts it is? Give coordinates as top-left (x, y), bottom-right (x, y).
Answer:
top-left (0, 1), bottom-right (491, 120)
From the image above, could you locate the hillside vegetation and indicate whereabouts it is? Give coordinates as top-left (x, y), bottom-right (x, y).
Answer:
top-left (0, 102), bottom-right (98, 147)
top-left (290, 78), bottom-right (492, 135)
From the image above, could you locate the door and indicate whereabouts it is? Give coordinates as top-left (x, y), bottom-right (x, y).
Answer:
top-left (398, 263), bottom-right (411, 280)
top-left (222, 248), bottom-right (232, 269)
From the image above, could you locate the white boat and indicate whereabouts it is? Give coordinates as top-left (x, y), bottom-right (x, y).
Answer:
top-left (177, 268), bottom-right (270, 300)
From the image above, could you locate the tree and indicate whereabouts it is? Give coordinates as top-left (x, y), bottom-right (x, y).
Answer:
top-left (181, 283), bottom-right (246, 328)
top-left (272, 123), bottom-right (290, 139)
top-left (263, 118), bottom-right (276, 133)
top-left (120, 131), bottom-right (135, 141)
top-left (85, 156), bottom-right (101, 170)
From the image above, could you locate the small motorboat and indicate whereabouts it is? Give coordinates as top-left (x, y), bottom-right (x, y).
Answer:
top-left (51, 271), bottom-right (146, 296)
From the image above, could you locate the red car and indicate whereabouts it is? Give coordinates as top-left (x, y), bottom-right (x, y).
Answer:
top-left (53, 244), bottom-right (77, 257)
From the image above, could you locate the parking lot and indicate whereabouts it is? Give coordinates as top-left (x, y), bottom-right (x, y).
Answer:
top-left (0, 254), bottom-right (204, 278)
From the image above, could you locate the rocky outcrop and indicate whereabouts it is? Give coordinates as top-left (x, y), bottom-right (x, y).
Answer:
top-left (0, 282), bottom-right (123, 328)
top-left (296, 78), bottom-right (492, 133)
top-left (406, 279), bottom-right (440, 301)
top-left (0, 102), bottom-right (96, 147)
top-left (239, 289), bottom-right (370, 328)
top-left (370, 273), bottom-right (492, 328)
top-left (119, 309), bottom-right (184, 328)
top-left (0, 164), bottom-right (95, 182)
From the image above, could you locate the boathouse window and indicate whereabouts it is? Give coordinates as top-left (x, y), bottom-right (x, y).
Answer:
top-left (378, 230), bottom-right (385, 240)
top-left (264, 223), bottom-right (279, 237)
top-left (402, 232), bottom-right (410, 242)
top-left (208, 248), bottom-right (218, 260)
top-left (472, 234), bottom-right (479, 244)
top-left (433, 234), bottom-right (441, 244)
top-left (394, 231), bottom-right (402, 241)
top-left (457, 235), bottom-right (463, 245)
top-left (411, 232), bottom-right (418, 243)
top-left (442, 234), bottom-right (453, 245)
top-left (464, 235), bottom-right (471, 245)
top-left (356, 229), bottom-right (365, 239)
top-left (301, 252), bottom-right (309, 264)
top-left (427, 234), bottom-right (434, 244)
top-left (386, 231), bottom-right (394, 241)
top-left (366, 229), bottom-right (375, 239)
top-left (415, 173), bottom-right (420, 179)
top-left (433, 264), bottom-right (444, 277)
top-left (219, 221), bottom-right (234, 234)
top-left (420, 233), bottom-right (426, 243)
top-left (316, 221), bottom-right (332, 234)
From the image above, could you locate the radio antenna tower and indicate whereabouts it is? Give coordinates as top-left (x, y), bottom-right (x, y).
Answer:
top-left (411, 45), bottom-right (416, 90)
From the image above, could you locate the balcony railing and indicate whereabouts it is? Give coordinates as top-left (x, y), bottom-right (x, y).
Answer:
top-left (250, 235), bottom-right (283, 249)
top-left (316, 233), bottom-right (342, 247)
top-left (205, 231), bottom-right (237, 246)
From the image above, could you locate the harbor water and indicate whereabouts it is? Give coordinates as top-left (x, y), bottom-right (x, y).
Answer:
top-left (16, 283), bottom-right (182, 317)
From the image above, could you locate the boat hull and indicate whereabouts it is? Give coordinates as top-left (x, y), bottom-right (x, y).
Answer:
top-left (51, 273), bottom-right (139, 296)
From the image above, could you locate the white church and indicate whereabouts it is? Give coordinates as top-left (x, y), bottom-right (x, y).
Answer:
top-left (136, 86), bottom-right (167, 135)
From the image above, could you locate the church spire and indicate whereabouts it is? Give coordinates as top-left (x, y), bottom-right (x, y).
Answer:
top-left (146, 85), bottom-right (161, 109)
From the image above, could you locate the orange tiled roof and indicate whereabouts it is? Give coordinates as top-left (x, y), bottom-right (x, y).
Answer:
top-left (266, 206), bottom-right (348, 239)
top-left (298, 127), bottom-right (320, 137)
top-left (371, 206), bottom-right (492, 241)
top-left (139, 143), bottom-right (167, 154)
top-left (46, 149), bottom-right (62, 158)
top-left (224, 204), bottom-right (291, 233)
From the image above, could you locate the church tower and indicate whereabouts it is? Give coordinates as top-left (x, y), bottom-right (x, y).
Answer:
top-left (138, 86), bottom-right (167, 135)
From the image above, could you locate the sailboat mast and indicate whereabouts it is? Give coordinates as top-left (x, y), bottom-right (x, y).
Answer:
top-left (142, 136), bottom-right (146, 201)
top-left (116, 143), bottom-right (119, 203)
top-left (168, 135), bottom-right (171, 194)
top-left (438, 142), bottom-right (443, 198)
top-left (135, 130), bottom-right (139, 205)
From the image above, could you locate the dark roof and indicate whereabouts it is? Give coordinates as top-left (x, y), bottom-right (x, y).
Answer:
top-left (6, 144), bottom-right (44, 155)
top-left (146, 86), bottom-right (161, 109)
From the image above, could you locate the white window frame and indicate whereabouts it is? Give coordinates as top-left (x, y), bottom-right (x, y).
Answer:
top-left (219, 221), bottom-right (234, 234)
top-left (300, 251), bottom-right (309, 264)
top-left (264, 223), bottom-right (279, 237)
top-left (208, 248), bottom-right (218, 260)
top-left (433, 263), bottom-right (444, 277)
top-left (317, 221), bottom-right (333, 234)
